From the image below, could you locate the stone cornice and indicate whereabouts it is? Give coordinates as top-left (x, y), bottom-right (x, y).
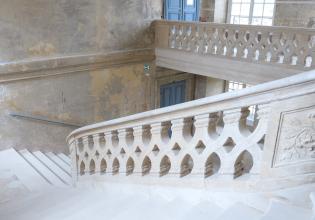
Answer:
top-left (0, 48), bottom-right (155, 83)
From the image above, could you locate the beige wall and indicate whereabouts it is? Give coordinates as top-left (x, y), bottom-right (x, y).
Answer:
top-left (199, 0), bottom-right (228, 22)
top-left (273, 0), bottom-right (315, 27)
top-left (0, 0), bottom-right (161, 153)
top-left (0, 0), bottom-right (162, 62)
top-left (0, 62), bottom-right (154, 153)
top-left (195, 75), bottom-right (226, 99)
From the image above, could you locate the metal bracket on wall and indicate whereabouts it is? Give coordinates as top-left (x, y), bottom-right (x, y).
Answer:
top-left (9, 112), bottom-right (83, 128)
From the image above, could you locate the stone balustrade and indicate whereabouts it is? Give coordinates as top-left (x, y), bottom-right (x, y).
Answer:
top-left (67, 70), bottom-right (315, 189)
top-left (155, 20), bottom-right (315, 69)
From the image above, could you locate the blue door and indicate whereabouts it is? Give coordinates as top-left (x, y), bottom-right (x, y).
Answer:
top-left (165, 0), bottom-right (182, 21)
top-left (183, 0), bottom-right (199, 21)
top-left (160, 80), bottom-right (186, 108)
top-left (164, 0), bottom-right (199, 21)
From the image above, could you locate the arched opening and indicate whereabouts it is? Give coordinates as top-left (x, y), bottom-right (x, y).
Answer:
top-left (126, 157), bottom-right (135, 176)
top-left (142, 156), bottom-right (152, 176)
top-left (112, 158), bottom-right (120, 175)
top-left (100, 158), bottom-right (107, 174)
top-left (80, 161), bottom-right (85, 176)
top-left (160, 155), bottom-right (171, 177)
top-left (234, 150), bottom-right (253, 179)
top-left (180, 154), bottom-right (194, 177)
top-left (205, 153), bottom-right (221, 178)
top-left (89, 159), bottom-right (95, 175)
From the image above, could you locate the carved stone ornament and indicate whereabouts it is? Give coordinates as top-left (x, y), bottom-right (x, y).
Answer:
top-left (273, 107), bottom-right (315, 167)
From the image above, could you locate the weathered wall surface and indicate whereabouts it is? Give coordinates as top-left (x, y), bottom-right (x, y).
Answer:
top-left (0, 0), bottom-right (162, 62)
top-left (0, 0), bottom-right (161, 153)
top-left (273, 0), bottom-right (315, 27)
top-left (199, 0), bottom-right (228, 22)
top-left (194, 75), bottom-right (225, 99)
top-left (0, 63), bottom-right (154, 153)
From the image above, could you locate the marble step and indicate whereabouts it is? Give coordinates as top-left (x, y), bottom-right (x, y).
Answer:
top-left (0, 148), bottom-right (50, 191)
top-left (57, 153), bottom-right (71, 165)
top-left (19, 150), bottom-right (66, 187)
top-left (215, 202), bottom-right (263, 220)
top-left (33, 151), bottom-right (71, 185)
top-left (261, 199), bottom-right (313, 220)
top-left (45, 152), bottom-right (71, 175)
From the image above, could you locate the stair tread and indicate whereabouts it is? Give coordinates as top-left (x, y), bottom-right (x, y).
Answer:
top-left (261, 200), bottom-right (312, 220)
top-left (0, 148), bottom-right (50, 191)
top-left (57, 153), bottom-right (71, 165)
top-left (215, 202), bottom-right (263, 220)
top-left (19, 150), bottom-right (66, 187)
top-left (33, 151), bottom-right (71, 185)
top-left (45, 152), bottom-right (71, 175)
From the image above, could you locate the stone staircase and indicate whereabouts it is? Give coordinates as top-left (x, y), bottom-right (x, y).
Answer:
top-left (0, 148), bottom-right (314, 219)
top-left (0, 182), bottom-right (313, 220)
top-left (0, 148), bottom-right (71, 196)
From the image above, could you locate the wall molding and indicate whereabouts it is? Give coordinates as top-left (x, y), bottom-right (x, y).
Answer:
top-left (0, 48), bottom-right (155, 83)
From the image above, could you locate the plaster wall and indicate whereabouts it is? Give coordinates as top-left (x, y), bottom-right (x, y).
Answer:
top-left (0, 63), bottom-right (154, 153)
top-left (273, 0), bottom-right (315, 27)
top-left (0, 0), bottom-right (161, 153)
top-left (0, 0), bottom-right (162, 62)
top-left (199, 0), bottom-right (228, 22)
top-left (194, 75), bottom-right (226, 99)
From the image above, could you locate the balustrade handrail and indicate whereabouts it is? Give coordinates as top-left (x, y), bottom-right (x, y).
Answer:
top-left (155, 20), bottom-right (315, 71)
top-left (67, 69), bottom-right (315, 144)
top-left (155, 19), bottom-right (315, 32)
top-left (67, 21), bottom-right (315, 187)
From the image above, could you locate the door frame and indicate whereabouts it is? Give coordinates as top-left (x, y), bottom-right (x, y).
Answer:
top-left (155, 72), bottom-right (195, 108)
top-left (164, 0), bottom-right (200, 21)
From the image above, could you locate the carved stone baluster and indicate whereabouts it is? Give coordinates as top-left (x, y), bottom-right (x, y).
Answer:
top-left (150, 122), bottom-right (169, 176)
top-left (92, 134), bottom-right (101, 150)
top-left (194, 114), bottom-right (210, 138)
top-left (247, 30), bottom-right (256, 61)
top-left (104, 131), bottom-right (113, 148)
top-left (118, 129), bottom-right (128, 147)
top-left (282, 32), bottom-right (293, 65)
top-left (256, 104), bottom-right (271, 125)
top-left (270, 31), bottom-right (282, 64)
top-left (217, 108), bottom-right (245, 179)
top-left (82, 136), bottom-right (89, 153)
top-left (104, 131), bottom-right (115, 172)
top-left (216, 27), bottom-right (225, 56)
top-left (133, 126), bottom-right (146, 175)
top-left (174, 24), bottom-right (181, 49)
top-left (69, 140), bottom-right (78, 184)
top-left (208, 26), bottom-right (215, 54)
top-left (225, 28), bottom-right (234, 58)
top-left (133, 126), bottom-right (144, 146)
top-left (81, 137), bottom-right (90, 174)
top-left (184, 25), bottom-right (192, 51)
top-left (193, 25), bottom-right (201, 53)
top-left (171, 118), bottom-right (192, 142)
top-left (151, 122), bottom-right (170, 144)
top-left (91, 134), bottom-right (99, 173)
top-left (169, 25), bottom-right (177, 49)
top-left (258, 31), bottom-right (269, 62)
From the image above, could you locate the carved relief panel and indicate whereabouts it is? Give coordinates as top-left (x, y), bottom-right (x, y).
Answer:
top-left (273, 106), bottom-right (315, 167)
